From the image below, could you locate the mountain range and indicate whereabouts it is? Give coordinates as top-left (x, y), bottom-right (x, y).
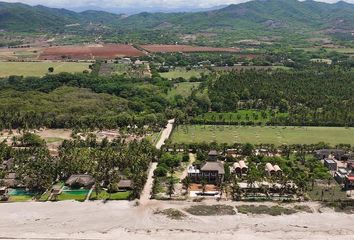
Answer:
top-left (1, 0), bottom-right (354, 41)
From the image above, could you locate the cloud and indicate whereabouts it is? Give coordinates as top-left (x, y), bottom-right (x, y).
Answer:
top-left (2, 0), bottom-right (354, 10)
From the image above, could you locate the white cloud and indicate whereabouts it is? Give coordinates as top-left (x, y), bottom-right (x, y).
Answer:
top-left (2, 0), bottom-right (354, 10)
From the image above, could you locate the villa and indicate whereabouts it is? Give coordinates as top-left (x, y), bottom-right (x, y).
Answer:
top-left (188, 161), bottom-right (225, 184)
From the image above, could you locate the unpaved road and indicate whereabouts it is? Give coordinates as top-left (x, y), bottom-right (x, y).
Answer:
top-left (140, 119), bottom-right (175, 204)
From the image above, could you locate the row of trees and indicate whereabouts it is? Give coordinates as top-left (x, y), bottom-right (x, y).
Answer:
top-left (187, 66), bottom-right (354, 126)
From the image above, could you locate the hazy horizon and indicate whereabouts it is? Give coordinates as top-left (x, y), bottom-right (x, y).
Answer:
top-left (2, 0), bottom-right (354, 14)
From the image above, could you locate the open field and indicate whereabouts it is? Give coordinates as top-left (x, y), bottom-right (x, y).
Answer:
top-left (140, 44), bottom-right (240, 53)
top-left (167, 82), bottom-right (200, 99)
top-left (39, 44), bottom-right (145, 60)
top-left (0, 61), bottom-right (91, 77)
top-left (161, 68), bottom-right (209, 79)
top-left (171, 125), bottom-right (354, 145)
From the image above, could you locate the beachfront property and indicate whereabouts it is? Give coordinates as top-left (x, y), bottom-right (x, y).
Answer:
top-left (65, 174), bottom-right (95, 189)
top-left (188, 161), bottom-right (225, 184)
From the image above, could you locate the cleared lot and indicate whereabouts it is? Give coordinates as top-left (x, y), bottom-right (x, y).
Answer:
top-left (0, 61), bottom-right (91, 77)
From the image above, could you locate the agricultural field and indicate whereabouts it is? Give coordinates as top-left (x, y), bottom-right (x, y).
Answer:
top-left (0, 61), bottom-right (91, 77)
top-left (99, 62), bottom-right (151, 78)
top-left (160, 68), bottom-right (209, 79)
top-left (193, 110), bottom-right (289, 124)
top-left (167, 82), bottom-right (200, 99)
top-left (171, 125), bottom-right (354, 146)
top-left (140, 44), bottom-right (240, 53)
top-left (39, 44), bottom-right (144, 60)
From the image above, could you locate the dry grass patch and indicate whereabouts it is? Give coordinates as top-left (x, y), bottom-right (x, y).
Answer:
top-left (185, 205), bottom-right (236, 216)
top-left (237, 205), bottom-right (297, 216)
top-left (154, 208), bottom-right (186, 220)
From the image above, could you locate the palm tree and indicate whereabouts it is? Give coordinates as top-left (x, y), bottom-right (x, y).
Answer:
top-left (201, 178), bottom-right (207, 195)
top-left (167, 177), bottom-right (175, 199)
top-left (182, 176), bottom-right (191, 195)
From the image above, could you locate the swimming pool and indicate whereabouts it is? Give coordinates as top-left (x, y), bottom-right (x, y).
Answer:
top-left (62, 186), bottom-right (90, 195)
top-left (8, 188), bottom-right (36, 196)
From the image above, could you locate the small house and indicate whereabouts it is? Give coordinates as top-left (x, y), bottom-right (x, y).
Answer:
top-left (234, 160), bottom-right (248, 176)
top-left (334, 169), bottom-right (348, 184)
top-left (344, 175), bottom-right (354, 190)
top-left (0, 187), bottom-right (8, 201)
top-left (265, 163), bottom-right (276, 176)
top-left (208, 150), bottom-right (218, 161)
top-left (118, 179), bottom-right (133, 191)
top-left (324, 159), bottom-right (337, 171)
top-left (315, 149), bottom-right (346, 161)
top-left (273, 165), bottom-right (283, 176)
top-left (3, 172), bottom-right (19, 188)
top-left (65, 174), bottom-right (95, 189)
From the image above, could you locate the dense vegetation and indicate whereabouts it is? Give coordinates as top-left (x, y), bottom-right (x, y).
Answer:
top-left (188, 66), bottom-right (354, 126)
top-left (0, 135), bottom-right (156, 198)
top-left (1, 0), bottom-right (354, 46)
top-left (0, 73), bottom-right (175, 129)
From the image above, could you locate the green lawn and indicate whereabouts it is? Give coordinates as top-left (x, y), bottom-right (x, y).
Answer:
top-left (0, 61), bottom-right (91, 77)
top-left (171, 125), bottom-right (354, 146)
top-left (8, 195), bottom-right (33, 202)
top-left (56, 192), bottom-right (87, 202)
top-left (90, 191), bottom-right (131, 200)
top-left (160, 68), bottom-right (208, 79)
top-left (167, 82), bottom-right (200, 99)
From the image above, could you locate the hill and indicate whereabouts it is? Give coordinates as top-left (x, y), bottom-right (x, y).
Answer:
top-left (1, 0), bottom-right (354, 44)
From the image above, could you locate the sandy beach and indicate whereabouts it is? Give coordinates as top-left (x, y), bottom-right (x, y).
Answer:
top-left (0, 200), bottom-right (353, 240)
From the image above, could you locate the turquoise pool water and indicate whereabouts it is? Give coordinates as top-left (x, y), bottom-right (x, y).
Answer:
top-left (62, 186), bottom-right (89, 195)
top-left (8, 188), bottom-right (36, 196)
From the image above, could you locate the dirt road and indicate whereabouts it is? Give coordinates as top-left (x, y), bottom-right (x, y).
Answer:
top-left (140, 119), bottom-right (175, 204)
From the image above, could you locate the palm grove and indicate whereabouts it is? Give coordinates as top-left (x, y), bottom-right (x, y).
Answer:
top-left (0, 134), bottom-right (156, 198)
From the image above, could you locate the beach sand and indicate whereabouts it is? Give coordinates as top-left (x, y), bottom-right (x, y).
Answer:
top-left (0, 200), bottom-right (353, 240)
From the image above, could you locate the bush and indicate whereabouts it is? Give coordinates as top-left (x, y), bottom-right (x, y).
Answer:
top-left (182, 154), bottom-right (189, 162)
top-left (154, 166), bottom-right (168, 177)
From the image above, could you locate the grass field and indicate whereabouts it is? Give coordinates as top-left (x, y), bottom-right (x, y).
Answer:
top-left (89, 191), bottom-right (131, 200)
top-left (171, 125), bottom-right (354, 145)
top-left (0, 61), bottom-right (91, 77)
top-left (160, 68), bottom-right (209, 79)
top-left (167, 82), bottom-right (200, 99)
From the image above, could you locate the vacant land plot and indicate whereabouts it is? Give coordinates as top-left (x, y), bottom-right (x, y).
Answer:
top-left (0, 61), bottom-right (91, 77)
top-left (167, 82), bottom-right (200, 99)
top-left (171, 125), bottom-right (354, 145)
top-left (40, 44), bottom-right (144, 60)
top-left (141, 44), bottom-right (240, 53)
top-left (160, 68), bottom-right (208, 79)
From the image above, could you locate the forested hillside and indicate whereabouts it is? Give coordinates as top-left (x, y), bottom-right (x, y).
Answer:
top-left (1, 0), bottom-right (354, 44)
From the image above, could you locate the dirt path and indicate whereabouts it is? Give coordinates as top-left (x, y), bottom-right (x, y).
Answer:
top-left (155, 119), bottom-right (175, 150)
top-left (179, 153), bottom-right (196, 180)
top-left (140, 119), bottom-right (175, 204)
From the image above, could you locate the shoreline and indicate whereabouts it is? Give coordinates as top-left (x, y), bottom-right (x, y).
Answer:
top-left (0, 200), bottom-right (353, 240)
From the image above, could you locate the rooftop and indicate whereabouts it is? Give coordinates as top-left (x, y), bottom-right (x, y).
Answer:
top-left (201, 161), bottom-right (225, 174)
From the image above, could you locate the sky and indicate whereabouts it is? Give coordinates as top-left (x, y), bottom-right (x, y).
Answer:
top-left (2, 0), bottom-right (354, 12)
